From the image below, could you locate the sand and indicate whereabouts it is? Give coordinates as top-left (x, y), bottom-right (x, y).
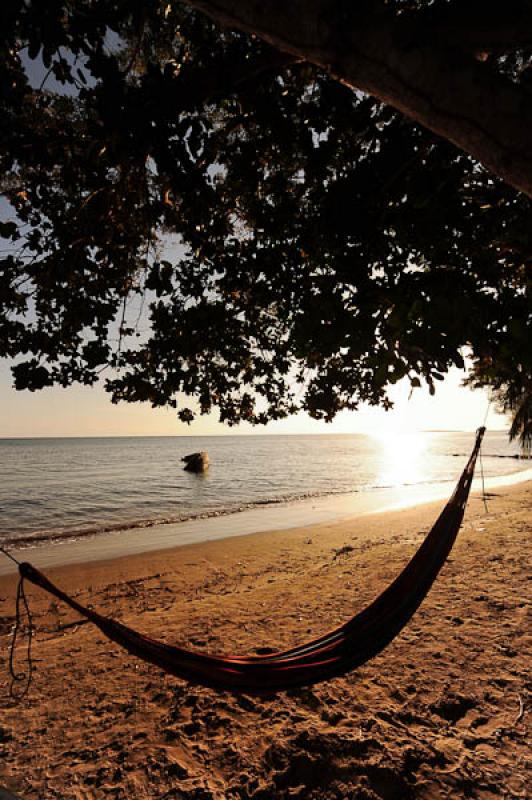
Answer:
top-left (0, 482), bottom-right (530, 799)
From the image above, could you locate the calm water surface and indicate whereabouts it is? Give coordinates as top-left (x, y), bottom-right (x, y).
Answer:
top-left (0, 431), bottom-right (528, 550)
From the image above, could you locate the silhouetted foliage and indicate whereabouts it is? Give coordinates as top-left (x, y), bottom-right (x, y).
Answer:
top-left (1, 1), bottom-right (531, 424)
top-left (467, 360), bottom-right (532, 452)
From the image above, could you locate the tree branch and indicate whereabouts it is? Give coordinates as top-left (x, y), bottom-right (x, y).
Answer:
top-left (182, 0), bottom-right (532, 198)
top-left (407, 0), bottom-right (532, 53)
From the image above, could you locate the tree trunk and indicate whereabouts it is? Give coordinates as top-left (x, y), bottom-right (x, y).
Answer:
top-left (184, 0), bottom-right (532, 198)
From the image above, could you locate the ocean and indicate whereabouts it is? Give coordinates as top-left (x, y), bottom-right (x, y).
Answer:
top-left (0, 431), bottom-right (529, 559)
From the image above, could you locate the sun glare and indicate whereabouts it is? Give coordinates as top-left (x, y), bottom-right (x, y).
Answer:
top-left (372, 429), bottom-right (429, 488)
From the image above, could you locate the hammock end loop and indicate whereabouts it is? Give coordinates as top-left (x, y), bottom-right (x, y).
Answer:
top-left (8, 574), bottom-right (34, 701)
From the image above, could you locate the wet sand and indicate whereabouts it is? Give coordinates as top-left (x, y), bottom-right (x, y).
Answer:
top-left (0, 482), bottom-right (530, 799)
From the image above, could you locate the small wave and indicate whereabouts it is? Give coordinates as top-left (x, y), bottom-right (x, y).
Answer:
top-left (0, 486), bottom-right (369, 550)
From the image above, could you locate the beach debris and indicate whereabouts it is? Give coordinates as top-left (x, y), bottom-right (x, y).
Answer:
top-left (182, 451), bottom-right (210, 473)
top-left (332, 545), bottom-right (355, 560)
top-left (515, 694), bottom-right (525, 725)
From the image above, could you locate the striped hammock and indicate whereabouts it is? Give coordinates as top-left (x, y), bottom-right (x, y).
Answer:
top-left (15, 427), bottom-right (485, 693)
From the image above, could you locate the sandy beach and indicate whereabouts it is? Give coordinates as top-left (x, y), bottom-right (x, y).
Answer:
top-left (1, 482), bottom-right (530, 799)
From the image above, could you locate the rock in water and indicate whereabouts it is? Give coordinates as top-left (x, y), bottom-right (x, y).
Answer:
top-left (182, 451), bottom-right (210, 473)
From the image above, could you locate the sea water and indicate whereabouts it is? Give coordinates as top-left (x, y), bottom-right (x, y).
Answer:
top-left (0, 431), bottom-right (529, 556)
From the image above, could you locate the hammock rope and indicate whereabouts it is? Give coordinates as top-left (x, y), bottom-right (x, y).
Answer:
top-left (6, 427), bottom-right (485, 694)
top-left (8, 574), bottom-right (34, 699)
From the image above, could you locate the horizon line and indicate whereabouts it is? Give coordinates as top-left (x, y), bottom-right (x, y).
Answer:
top-left (0, 428), bottom-right (504, 441)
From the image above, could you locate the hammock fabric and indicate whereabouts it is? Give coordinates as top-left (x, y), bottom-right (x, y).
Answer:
top-left (17, 427), bottom-right (485, 693)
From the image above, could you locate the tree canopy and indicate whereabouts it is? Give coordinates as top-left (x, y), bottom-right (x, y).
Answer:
top-left (1, 1), bottom-right (531, 428)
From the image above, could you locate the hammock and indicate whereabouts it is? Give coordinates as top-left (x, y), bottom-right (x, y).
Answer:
top-left (12, 428), bottom-right (485, 693)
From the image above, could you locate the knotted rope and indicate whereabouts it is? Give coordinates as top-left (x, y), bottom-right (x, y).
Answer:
top-left (479, 402), bottom-right (491, 513)
top-left (479, 439), bottom-right (489, 513)
top-left (0, 547), bottom-right (34, 699)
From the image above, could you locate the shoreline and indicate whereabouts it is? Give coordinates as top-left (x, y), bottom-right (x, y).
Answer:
top-left (1, 480), bottom-right (529, 799)
top-left (1, 466), bottom-right (531, 576)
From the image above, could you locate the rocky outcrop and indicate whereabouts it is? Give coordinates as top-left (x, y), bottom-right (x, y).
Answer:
top-left (182, 451), bottom-right (210, 473)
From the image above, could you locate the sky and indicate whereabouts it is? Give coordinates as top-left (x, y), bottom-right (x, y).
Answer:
top-left (0, 359), bottom-right (507, 438)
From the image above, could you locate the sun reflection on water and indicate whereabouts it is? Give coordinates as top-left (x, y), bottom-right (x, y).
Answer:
top-left (372, 430), bottom-right (430, 488)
